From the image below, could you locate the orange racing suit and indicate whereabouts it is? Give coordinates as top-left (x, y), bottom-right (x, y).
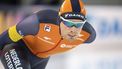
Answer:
top-left (0, 10), bottom-right (96, 58)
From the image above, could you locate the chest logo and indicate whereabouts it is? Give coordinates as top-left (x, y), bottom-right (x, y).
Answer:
top-left (44, 24), bottom-right (51, 32)
top-left (43, 37), bottom-right (51, 40)
top-left (37, 36), bottom-right (55, 45)
top-left (60, 44), bottom-right (77, 48)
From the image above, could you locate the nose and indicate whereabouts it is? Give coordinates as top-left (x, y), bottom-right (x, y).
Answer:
top-left (71, 26), bottom-right (77, 29)
top-left (70, 27), bottom-right (80, 34)
top-left (70, 27), bottom-right (77, 31)
top-left (70, 29), bottom-right (77, 34)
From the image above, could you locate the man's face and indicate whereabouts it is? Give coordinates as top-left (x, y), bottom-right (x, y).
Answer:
top-left (60, 18), bottom-right (86, 41)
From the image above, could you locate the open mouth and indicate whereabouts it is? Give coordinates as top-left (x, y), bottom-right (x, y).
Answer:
top-left (68, 34), bottom-right (76, 37)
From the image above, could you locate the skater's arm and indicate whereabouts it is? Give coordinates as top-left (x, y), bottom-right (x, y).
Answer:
top-left (0, 13), bottom-right (40, 50)
top-left (83, 22), bottom-right (96, 43)
top-left (0, 30), bottom-right (14, 50)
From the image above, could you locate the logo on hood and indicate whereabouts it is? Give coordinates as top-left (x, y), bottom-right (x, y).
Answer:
top-left (65, 13), bottom-right (84, 18)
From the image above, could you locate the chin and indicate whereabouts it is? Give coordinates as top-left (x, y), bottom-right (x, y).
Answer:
top-left (67, 36), bottom-right (76, 41)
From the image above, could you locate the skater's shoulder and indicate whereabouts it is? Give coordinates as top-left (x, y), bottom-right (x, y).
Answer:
top-left (34, 9), bottom-right (59, 25)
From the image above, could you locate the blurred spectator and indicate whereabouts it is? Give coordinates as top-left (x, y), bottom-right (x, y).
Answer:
top-left (0, 0), bottom-right (21, 5)
top-left (33, 0), bottom-right (61, 5)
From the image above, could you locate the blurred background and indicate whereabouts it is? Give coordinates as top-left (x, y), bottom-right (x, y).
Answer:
top-left (0, 0), bottom-right (122, 69)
